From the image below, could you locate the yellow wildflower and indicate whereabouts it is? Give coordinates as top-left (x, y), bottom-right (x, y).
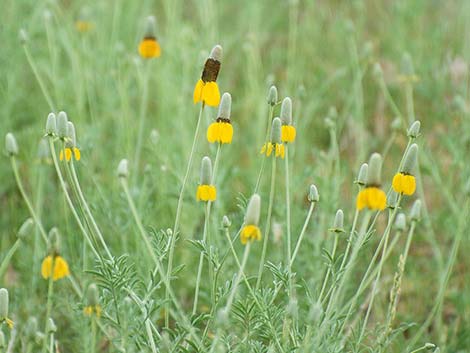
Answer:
top-left (84, 305), bottom-right (102, 318)
top-left (281, 125), bottom-right (296, 143)
top-left (240, 225), bottom-right (262, 245)
top-left (207, 119), bottom-right (233, 144)
top-left (356, 186), bottom-right (387, 211)
top-left (138, 36), bottom-right (161, 59)
top-left (193, 45), bottom-right (222, 107)
top-left (59, 147), bottom-right (81, 162)
top-left (392, 173), bottom-right (416, 195)
top-left (196, 185), bottom-right (217, 202)
top-left (41, 255), bottom-right (70, 281)
top-left (75, 20), bottom-right (94, 33)
top-left (261, 142), bottom-right (285, 158)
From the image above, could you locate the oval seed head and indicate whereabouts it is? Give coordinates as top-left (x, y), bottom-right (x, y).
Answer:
top-left (0, 288), bottom-right (8, 319)
top-left (280, 97), bottom-right (292, 125)
top-left (46, 318), bottom-right (57, 333)
top-left (366, 153), bottom-right (383, 186)
top-left (402, 144), bottom-right (418, 174)
top-left (267, 85), bottom-right (278, 106)
top-left (244, 194), bottom-right (261, 226)
top-left (395, 213), bottom-right (407, 231)
top-left (57, 111), bottom-right (69, 139)
top-left (356, 163), bottom-right (368, 186)
top-left (86, 283), bottom-right (99, 307)
top-left (117, 159), bottom-right (129, 178)
top-left (209, 44), bottom-right (223, 62)
top-left (0, 331), bottom-right (5, 349)
top-left (18, 218), bottom-right (34, 240)
top-left (270, 117), bottom-right (282, 144)
top-left (331, 209), bottom-right (344, 233)
top-left (200, 156), bottom-right (212, 185)
top-left (144, 15), bottom-right (156, 37)
top-left (66, 121), bottom-right (77, 147)
top-left (37, 138), bottom-right (50, 160)
top-left (218, 92), bottom-right (232, 120)
top-left (408, 120), bottom-right (421, 138)
top-left (45, 113), bottom-right (57, 136)
top-left (308, 184), bottom-right (319, 202)
top-left (401, 52), bottom-right (415, 77)
top-left (48, 227), bottom-right (61, 253)
top-left (410, 199), bottom-right (421, 221)
top-left (222, 215), bottom-right (231, 228)
top-left (5, 133), bottom-right (19, 156)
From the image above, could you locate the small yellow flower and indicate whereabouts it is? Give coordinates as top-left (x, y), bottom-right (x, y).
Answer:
top-left (193, 45), bottom-right (222, 107)
top-left (84, 305), bottom-right (102, 318)
top-left (41, 255), bottom-right (70, 281)
top-left (261, 143), bottom-right (285, 158)
top-left (392, 172), bottom-right (416, 195)
top-left (59, 147), bottom-right (81, 162)
top-left (356, 186), bottom-right (387, 211)
top-left (207, 119), bottom-right (233, 144)
top-left (75, 20), bottom-right (94, 33)
top-left (196, 185), bottom-right (217, 202)
top-left (138, 37), bottom-right (161, 59)
top-left (240, 225), bottom-right (262, 245)
top-left (281, 125), bottom-right (296, 143)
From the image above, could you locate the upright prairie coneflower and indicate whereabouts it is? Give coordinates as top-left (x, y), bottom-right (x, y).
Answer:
top-left (0, 288), bottom-right (13, 330)
top-left (261, 117), bottom-right (285, 158)
top-left (241, 194), bottom-right (262, 244)
top-left (84, 284), bottom-right (102, 317)
top-left (207, 92), bottom-right (233, 144)
top-left (41, 228), bottom-right (70, 281)
top-left (280, 97), bottom-right (296, 143)
top-left (356, 153), bottom-right (387, 211)
top-left (193, 45), bottom-right (222, 107)
top-left (75, 7), bottom-right (94, 33)
top-left (392, 144), bottom-right (418, 196)
top-left (59, 121), bottom-right (81, 162)
top-left (196, 156), bottom-right (216, 202)
top-left (138, 16), bottom-right (161, 59)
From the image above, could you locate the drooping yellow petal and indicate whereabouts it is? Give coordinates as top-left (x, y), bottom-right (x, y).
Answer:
top-left (240, 225), bottom-right (262, 245)
top-left (275, 143), bottom-right (285, 158)
top-left (53, 255), bottom-right (70, 280)
top-left (202, 82), bottom-right (220, 107)
top-left (41, 255), bottom-right (53, 279)
top-left (65, 148), bottom-right (72, 162)
top-left (220, 122), bottom-right (233, 144)
top-left (84, 306), bottom-right (93, 316)
top-left (356, 187), bottom-right (387, 211)
top-left (281, 125), bottom-right (296, 143)
top-left (193, 79), bottom-right (204, 104)
top-left (59, 150), bottom-right (64, 161)
top-left (73, 147), bottom-right (81, 161)
top-left (207, 122), bottom-right (219, 143)
top-left (356, 189), bottom-right (367, 210)
top-left (138, 38), bottom-right (161, 59)
top-left (392, 173), bottom-right (416, 196)
top-left (267, 144), bottom-right (273, 156)
top-left (196, 185), bottom-right (217, 202)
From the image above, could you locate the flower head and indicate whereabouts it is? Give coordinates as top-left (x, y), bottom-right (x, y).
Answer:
top-left (41, 255), bottom-right (70, 281)
top-left (392, 144), bottom-right (418, 196)
top-left (196, 156), bottom-right (216, 202)
top-left (261, 117), bottom-right (285, 158)
top-left (207, 92), bottom-right (233, 144)
top-left (138, 16), bottom-right (161, 59)
top-left (280, 97), bottom-right (296, 143)
top-left (59, 121), bottom-right (81, 162)
top-left (0, 288), bottom-right (13, 330)
top-left (193, 45), bottom-right (222, 106)
top-left (356, 153), bottom-right (387, 211)
top-left (241, 194), bottom-right (262, 244)
top-left (84, 284), bottom-right (101, 317)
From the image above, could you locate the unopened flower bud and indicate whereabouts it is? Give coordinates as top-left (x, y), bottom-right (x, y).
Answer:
top-left (270, 117), bottom-right (282, 144)
top-left (222, 215), bottom-right (231, 228)
top-left (410, 199), bottom-right (421, 221)
top-left (18, 218), bottom-right (34, 240)
top-left (117, 159), bottom-right (129, 178)
top-left (280, 97), bottom-right (292, 125)
top-left (209, 45), bottom-right (223, 62)
top-left (356, 163), bottom-right (368, 186)
top-left (408, 120), bottom-right (421, 138)
top-left (45, 113), bottom-right (57, 136)
top-left (366, 153), bottom-right (383, 186)
top-left (0, 288), bottom-right (8, 319)
top-left (5, 133), bottom-right (18, 156)
top-left (244, 194), bottom-right (261, 226)
top-left (200, 156), bottom-right (212, 185)
top-left (395, 213), bottom-right (407, 231)
top-left (86, 283), bottom-right (99, 307)
top-left (66, 121), bottom-right (77, 147)
top-left (46, 318), bottom-right (57, 333)
top-left (308, 184), bottom-right (319, 202)
top-left (402, 144), bottom-right (418, 174)
top-left (19, 29), bottom-right (28, 44)
top-left (331, 209), bottom-right (345, 233)
top-left (401, 52), bottom-right (415, 77)
top-left (267, 85), bottom-right (278, 106)
top-left (57, 111), bottom-right (69, 139)
top-left (218, 93), bottom-right (232, 120)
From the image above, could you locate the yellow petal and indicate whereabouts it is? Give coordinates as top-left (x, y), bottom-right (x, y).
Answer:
top-left (267, 144), bottom-right (273, 156)
top-left (41, 255), bottom-right (53, 279)
top-left (202, 82), bottom-right (220, 107)
top-left (65, 148), bottom-right (72, 162)
top-left (193, 79), bottom-right (204, 104)
top-left (356, 189), bottom-right (367, 211)
top-left (59, 150), bottom-right (64, 161)
top-left (207, 122), bottom-right (219, 143)
top-left (53, 256), bottom-right (70, 281)
top-left (220, 122), bottom-right (233, 144)
top-left (241, 225), bottom-right (262, 244)
top-left (139, 38), bottom-right (161, 59)
top-left (73, 147), bottom-right (81, 161)
top-left (393, 173), bottom-right (415, 196)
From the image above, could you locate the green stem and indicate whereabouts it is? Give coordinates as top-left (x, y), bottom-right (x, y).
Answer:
top-left (290, 201), bottom-right (316, 266)
top-left (166, 103), bottom-right (205, 327)
top-left (285, 146), bottom-right (292, 278)
top-left (256, 156), bottom-right (277, 289)
top-left (91, 318), bottom-right (97, 353)
top-left (318, 233), bottom-right (339, 303)
top-left (43, 264), bottom-right (55, 353)
top-left (0, 239), bottom-right (21, 279)
top-left (254, 105), bottom-right (274, 193)
top-left (133, 62), bottom-right (151, 175)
